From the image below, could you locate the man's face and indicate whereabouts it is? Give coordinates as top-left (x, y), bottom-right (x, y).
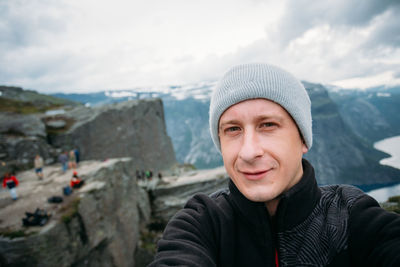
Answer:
top-left (219, 99), bottom-right (308, 203)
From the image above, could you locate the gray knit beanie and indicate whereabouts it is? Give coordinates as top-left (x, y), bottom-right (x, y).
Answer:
top-left (209, 63), bottom-right (312, 152)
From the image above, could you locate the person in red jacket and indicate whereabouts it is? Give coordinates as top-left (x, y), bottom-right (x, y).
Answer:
top-left (2, 172), bottom-right (19, 200)
top-left (70, 171), bottom-right (84, 189)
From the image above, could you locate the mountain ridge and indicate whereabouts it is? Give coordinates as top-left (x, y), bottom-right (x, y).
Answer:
top-left (47, 81), bottom-right (400, 186)
top-left (2, 82), bottom-right (400, 186)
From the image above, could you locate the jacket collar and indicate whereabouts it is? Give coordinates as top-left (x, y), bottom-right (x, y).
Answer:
top-left (228, 159), bottom-right (321, 231)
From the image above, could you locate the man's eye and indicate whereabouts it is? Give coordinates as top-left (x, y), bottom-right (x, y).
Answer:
top-left (261, 122), bottom-right (276, 128)
top-left (226, 126), bottom-right (241, 132)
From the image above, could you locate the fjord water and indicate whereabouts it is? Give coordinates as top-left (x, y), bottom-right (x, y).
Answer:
top-left (374, 136), bottom-right (400, 169)
top-left (366, 135), bottom-right (400, 202)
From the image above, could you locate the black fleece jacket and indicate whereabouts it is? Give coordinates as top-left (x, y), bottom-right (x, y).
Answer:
top-left (149, 160), bottom-right (400, 266)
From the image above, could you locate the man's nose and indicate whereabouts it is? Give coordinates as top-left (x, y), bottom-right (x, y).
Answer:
top-left (238, 129), bottom-right (263, 162)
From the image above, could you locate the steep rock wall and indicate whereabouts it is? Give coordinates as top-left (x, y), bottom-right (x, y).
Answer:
top-left (303, 82), bottom-right (399, 185)
top-left (149, 166), bottom-right (229, 224)
top-left (0, 112), bottom-right (58, 173)
top-left (50, 99), bottom-right (176, 171)
top-left (0, 158), bottom-right (151, 267)
top-left (0, 94), bottom-right (176, 174)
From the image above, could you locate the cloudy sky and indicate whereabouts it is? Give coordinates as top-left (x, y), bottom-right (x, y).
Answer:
top-left (1, 0), bottom-right (399, 93)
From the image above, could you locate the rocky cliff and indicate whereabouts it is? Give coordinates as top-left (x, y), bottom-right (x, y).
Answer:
top-left (0, 112), bottom-right (57, 170)
top-left (0, 158), bottom-right (151, 267)
top-left (303, 82), bottom-right (400, 185)
top-left (0, 86), bottom-right (176, 174)
top-left (48, 99), bottom-right (176, 171)
top-left (0, 86), bottom-right (79, 173)
top-left (0, 158), bottom-right (229, 266)
top-left (329, 87), bottom-right (400, 143)
top-left (150, 166), bottom-right (229, 223)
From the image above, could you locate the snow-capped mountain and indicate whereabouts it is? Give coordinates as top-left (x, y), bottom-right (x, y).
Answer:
top-left (51, 81), bottom-right (400, 185)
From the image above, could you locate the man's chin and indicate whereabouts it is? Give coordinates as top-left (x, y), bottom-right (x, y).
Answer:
top-left (242, 190), bottom-right (276, 203)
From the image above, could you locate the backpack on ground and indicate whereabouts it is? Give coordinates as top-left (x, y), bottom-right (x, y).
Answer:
top-left (63, 186), bottom-right (72, 196)
top-left (22, 208), bottom-right (50, 227)
top-left (48, 196), bottom-right (63, 203)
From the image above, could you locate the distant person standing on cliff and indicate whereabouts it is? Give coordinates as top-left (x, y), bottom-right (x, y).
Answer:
top-left (150, 63), bottom-right (400, 266)
top-left (58, 152), bottom-right (68, 173)
top-left (2, 172), bottom-right (19, 200)
top-left (68, 150), bottom-right (77, 170)
top-left (74, 148), bottom-right (80, 166)
top-left (34, 154), bottom-right (44, 180)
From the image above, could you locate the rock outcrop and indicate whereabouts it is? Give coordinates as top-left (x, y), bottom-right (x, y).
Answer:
top-left (48, 99), bottom-right (176, 171)
top-left (0, 86), bottom-right (222, 266)
top-left (0, 157), bottom-right (229, 266)
top-left (149, 166), bottom-right (229, 223)
top-left (0, 112), bottom-right (46, 138)
top-left (303, 82), bottom-right (400, 185)
top-left (0, 86), bottom-right (176, 174)
top-left (0, 158), bottom-right (151, 267)
top-left (0, 112), bottom-right (57, 171)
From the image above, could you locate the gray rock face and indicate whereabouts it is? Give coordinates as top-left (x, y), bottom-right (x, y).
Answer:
top-left (50, 98), bottom-right (176, 171)
top-left (0, 112), bottom-right (57, 173)
top-left (333, 92), bottom-right (400, 143)
top-left (0, 158), bottom-right (151, 267)
top-left (45, 119), bottom-right (67, 129)
top-left (0, 157), bottom-right (228, 266)
top-left (150, 166), bottom-right (229, 223)
top-left (0, 135), bottom-right (56, 170)
top-left (1, 96), bottom-right (176, 175)
top-left (0, 112), bottom-right (46, 138)
top-left (164, 98), bottom-right (222, 169)
top-left (303, 82), bottom-right (398, 185)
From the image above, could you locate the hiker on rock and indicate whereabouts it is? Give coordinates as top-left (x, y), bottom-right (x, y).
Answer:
top-left (136, 170), bottom-right (142, 180)
top-left (68, 150), bottom-right (77, 170)
top-left (2, 172), bottom-right (19, 200)
top-left (34, 154), bottom-right (44, 180)
top-left (74, 148), bottom-right (80, 166)
top-left (150, 63), bottom-right (400, 266)
top-left (58, 151), bottom-right (68, 173)
top-left (70, 171), bottom-right (84, 189)
top-left (145, 170), bottom-right (151, 180)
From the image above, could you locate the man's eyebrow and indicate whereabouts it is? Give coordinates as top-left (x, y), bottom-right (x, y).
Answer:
top-left (219, 115), bottom-right (284, 130)
top-left (256, 115), bottom-right (284, 123)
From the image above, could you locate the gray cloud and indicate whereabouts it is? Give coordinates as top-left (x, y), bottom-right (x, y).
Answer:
top-left (393, 71), bottom-right (400, 79)
top-left (277, 0), bottom-right (400, 47)
top-left (0, 0), bottom-right (399, 92)
top-left (0, 1), bottom-right (68, 49)
top-left (362, 6), bottom-right (400, 49)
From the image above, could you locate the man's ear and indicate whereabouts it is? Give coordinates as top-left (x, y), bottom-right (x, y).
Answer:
top-left (302, 142), bottom-right (308, 154)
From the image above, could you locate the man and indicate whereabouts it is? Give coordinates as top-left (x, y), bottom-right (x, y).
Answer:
top-left (149, 63), bottom-right (400, 266)
top-left (58, 151), bottom-right (68, 173)
top-left (2, 172), bottom-right (19, 200)
top-left (34, 154), bottom-right (44, 180)
top-left (70, 171), bottom-right (84, 189)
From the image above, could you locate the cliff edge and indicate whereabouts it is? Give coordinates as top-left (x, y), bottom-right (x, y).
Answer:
top-left (0, 158), bottom-right (151, 267)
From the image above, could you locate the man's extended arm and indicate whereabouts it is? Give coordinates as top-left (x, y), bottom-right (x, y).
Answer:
top-left (349, 194), bottom-right (400, 266)
top-left (149, 194), bottom-right (219, 267)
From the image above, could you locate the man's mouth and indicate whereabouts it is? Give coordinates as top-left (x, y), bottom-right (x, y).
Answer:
top-left (240, 169), bottom-right (271, 180)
